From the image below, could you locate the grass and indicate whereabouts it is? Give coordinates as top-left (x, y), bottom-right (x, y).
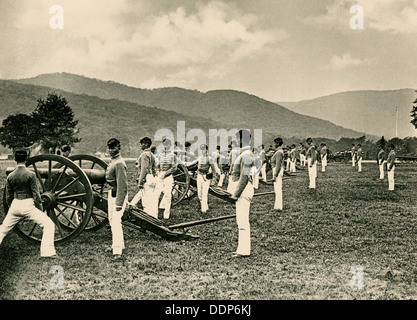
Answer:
top-left (0, 159), bottom-right (417, 300)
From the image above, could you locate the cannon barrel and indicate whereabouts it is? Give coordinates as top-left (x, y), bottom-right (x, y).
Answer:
top-left (6, 167), bottom-right (107, 185)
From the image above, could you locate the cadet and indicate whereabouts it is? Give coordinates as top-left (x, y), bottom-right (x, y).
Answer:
top-left (289, 144), bottom-right (297, 173)
top-left (306, 138), bottom-right (317, 189)
top-left (387, 144), bottom-right (396, 191)
top-left (230, 129), bottom-right (255, 257)
top-left (377, 145), bottom-right (385, 180)
top-left (227, 139), bottom-right (241, 195)
top-left (272, 138), bottom-right (285, 212)
top-left (320, 143), bottom-right (327, 172)
top-left (351, 144), bottom-right (356, 167)
top-left (259, 145), bottom-right (268, 182)
top-left (0, 148), bottom-right (56, 258)
top-left (61, 145), bottom-right (71, 158)
top-left (357, 144), bottom-right (363, 172)
top-left (188, 144), bottom-right (220, 213)
top-left (130, 137), bottom-right (158, 218)
top-left (299, 142), bottom-right (307, 167)
top-left (156, 139), bottom-right (178, 219)
top-left (105, 138), bottom-right (128, 260)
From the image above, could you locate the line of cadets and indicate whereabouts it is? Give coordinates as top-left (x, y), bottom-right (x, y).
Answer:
top-left (0, 135), bottom-right (397, 260)
top-left (105, 135), bottom-right (398, 260)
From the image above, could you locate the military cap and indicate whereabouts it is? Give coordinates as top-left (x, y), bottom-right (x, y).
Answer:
top-left (107, 138), bottom-right (121, 149)
top-left (139, 137), bottom-right (152, 146)
top-left (14, 147), bottom-right (29, 157)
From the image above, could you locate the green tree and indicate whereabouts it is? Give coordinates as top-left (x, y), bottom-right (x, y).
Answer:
top-left (32, 93), bottom-right (81, 153)
top-left (411, 90), bottom-right (417, 129)
top-left (0, 113), bottom-right (39, 149)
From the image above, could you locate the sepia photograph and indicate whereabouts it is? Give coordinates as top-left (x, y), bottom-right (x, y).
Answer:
top-left (0, 0), bottom-right (417, 310)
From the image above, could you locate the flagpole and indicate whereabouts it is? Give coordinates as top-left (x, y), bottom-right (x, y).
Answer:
top-left (395, 106), bottom-right (398, 138)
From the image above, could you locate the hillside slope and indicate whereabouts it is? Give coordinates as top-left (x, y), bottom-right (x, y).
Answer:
top-left (16, 73), bottom-right (368, 140)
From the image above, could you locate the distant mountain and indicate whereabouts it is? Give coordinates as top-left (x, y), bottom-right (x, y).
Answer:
top-left (16, 73), bottom-right (369, 141)
top-left (279, 89), bottom-right (417, 139)
top-left (0, 80), bottom-right (225, 157)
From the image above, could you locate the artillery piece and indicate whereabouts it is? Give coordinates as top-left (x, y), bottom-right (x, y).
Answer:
top-left (2, 154), bottom-right (206, 245)
top-left (2, 153), bottom-right (291, 246)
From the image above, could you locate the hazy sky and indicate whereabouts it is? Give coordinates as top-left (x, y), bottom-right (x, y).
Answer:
top-left (0, 0), bottom-right (416, 102)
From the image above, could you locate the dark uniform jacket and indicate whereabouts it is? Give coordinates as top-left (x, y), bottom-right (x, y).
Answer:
top-left (6, 165), bottom-right (43, 210)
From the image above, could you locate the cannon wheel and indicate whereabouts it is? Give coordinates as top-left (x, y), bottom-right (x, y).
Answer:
top-left (2, 154), bottom-right (94, 245)
top-left (171, 163), bottom-right (192, 206)
top-left (59, 155), bottom-right (109, 232)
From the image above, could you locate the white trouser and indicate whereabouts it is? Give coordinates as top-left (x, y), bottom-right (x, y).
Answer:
top-left (290, 160), bottom-right (296, 173)
top-left (235, 182), bottom-right (254, 256)
top-left (218, 173), bottom-right (225, 187)
top-left (197, 173), bottom-right (211, 212)
top-left (108, 190), bottom-right (128, 255)
top-left (379, 161), bottom-right (385, 179)
top-left (227, 177), bottom-right (239, 195)
top-left (274, 168), bottom-right (284, 210)
top-left (261, 163), bottom-right (267, 182)
top-left (321, 155), bottom-right (327, 172)
top-left (157, 173), bottom-right (174, 219)
top-left (300, 154), bottom-right (306, 166)
top-left (308, 159), bottom-right (317, 189)
top-left (357, 158), bottom-right (362, 172)
top-left (131, 174), bottom-right (158, 218)
top-left (388, 166), bottom-right (395, 190)
top-left (286, 159), bottom-right (290, 171)
top-left (253, 174), bottom-right (259, 189)
top-left (0, 199), bottom-right (56, 257)
top-left (352, 154), bottom-right (356, 166)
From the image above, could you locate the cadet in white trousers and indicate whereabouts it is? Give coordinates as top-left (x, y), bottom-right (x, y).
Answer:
top-left (351, 144), bottom-right (356, 167)
top-left (105, 138), bottom-right (128, 260)
top-left (230, 129), bottom-right (255, 257)
top-left (357, 144), bottom-right (363, 172)
top-left (306, 138), bottom-right (317, 189)
top-left (188, 144), bottom-right (220, 213)
top-left (0, 148), bottom-right (56, 258)
top-left (387, 144), bottom-right (396, 191)
top-left (272, 138), bottom-right (285, 211)
top-left (156, 139), bottom-right (178, 219)
top-left (320, 143), bottom-right (327, 172)
top-left (130, 137), bottom-right (158, 218)
top-left (299, 142), bottom-right (307, 167)
top-left (259, 145), bottom-right (267, 182)
top-left (227, 140), bottom-right (241, 195)
top-left (289, 144), bottom-right (297, 173)
top-left (377, 145), bottom-right (385, 180)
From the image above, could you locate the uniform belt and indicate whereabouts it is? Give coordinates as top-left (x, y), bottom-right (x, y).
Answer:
top-left (14, 193), bottom-right (33, 200)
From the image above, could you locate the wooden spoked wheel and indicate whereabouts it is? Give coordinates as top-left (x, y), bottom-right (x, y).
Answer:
top-left (2, 154), bottom-right (94, 244)
top-left (171, 163), bottom-right (192, 206)
top-left (55, 155), bottom-right (109, 232)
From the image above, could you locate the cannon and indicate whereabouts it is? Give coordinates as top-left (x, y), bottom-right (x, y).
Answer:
top-left (2, 154), bottom-right (204, 245)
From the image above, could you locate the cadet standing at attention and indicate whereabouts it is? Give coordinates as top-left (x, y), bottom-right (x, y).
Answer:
top-left (351, 144), bottom-right (356, 167)
top-left (272, 138), bottom-right (285, 212)
top-left (130, 137), bottom-right (158, 218)
top-left (356, 144), bottom-right (363, 173)
top-left (377, 145), bottom-right (386, 180)
top-left (187, 144), bottom-right (220, 213)
top-left (105, 138), bottom-right (128, 261)
top-left (320, 143), bottom-right (327, 173)
top-left (156, 139), bottom-right (178, 219)
top-left (230, 129), bottom-right (255, 257)
top-left (306, 138), bottom-right (317, 189)
top-left (387, 144), bottom-right (396, 191)
top-left (0, 148), bottom-right (56, 258)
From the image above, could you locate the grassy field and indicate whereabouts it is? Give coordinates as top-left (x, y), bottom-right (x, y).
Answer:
top-left (0, 158), bottom-right (417, 301)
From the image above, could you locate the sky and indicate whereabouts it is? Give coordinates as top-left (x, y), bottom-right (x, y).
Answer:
top-left (0, 0), bottom-right (416, 102)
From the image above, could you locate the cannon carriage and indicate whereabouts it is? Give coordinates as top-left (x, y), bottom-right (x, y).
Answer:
top-left (2, 152), bottom-right (298, 246)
